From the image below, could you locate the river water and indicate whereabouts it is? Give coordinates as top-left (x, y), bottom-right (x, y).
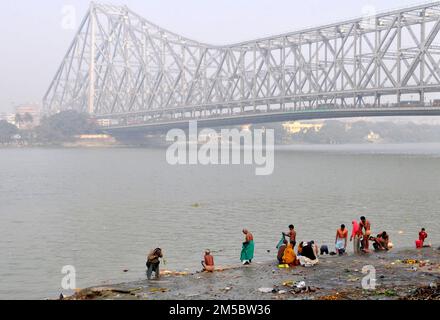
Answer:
top-left (1, 144), bottom-right (440, 299)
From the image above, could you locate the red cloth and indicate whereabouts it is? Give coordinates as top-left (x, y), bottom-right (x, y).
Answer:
top-left (419, 231), bottom-right (428, 242)
top-left (351, 221), bottom-right (359, 238)
top-left (416, 240), bottom-right (423, 249)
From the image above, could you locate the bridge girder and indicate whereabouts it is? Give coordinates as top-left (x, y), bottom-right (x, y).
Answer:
top-left (44, 1), bottom-right (440, 122)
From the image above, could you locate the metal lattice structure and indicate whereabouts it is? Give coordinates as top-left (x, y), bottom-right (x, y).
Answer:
top-left (44, 2), bottom-right (440, 128)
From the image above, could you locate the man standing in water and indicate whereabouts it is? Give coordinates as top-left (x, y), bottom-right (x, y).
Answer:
top-left (359, 216), bottom-right (371, 253)
top-left (335, 224), bottom-right (348, 255)
top-left (146, 248), bottom-right (163, 280)
top-left (350, 220), bottom-right (361, 254)
top-left (283, 225), bottom-right (297, 248)
top-left (241, 229), bottom-right (254, 265)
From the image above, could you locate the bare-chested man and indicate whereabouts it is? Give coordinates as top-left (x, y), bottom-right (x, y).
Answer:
top-left (201, 249), bottom-right (215, 272)
top-left (359, 216), bottom-right (371, 253)
top-left (335, 224), bottom-right (348, 255)
top-left (283, 225), bottom-right (297, 248)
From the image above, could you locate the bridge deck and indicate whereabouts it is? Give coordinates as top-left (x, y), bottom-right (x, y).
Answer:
top-left (102, 107), bottom-right (440, 134)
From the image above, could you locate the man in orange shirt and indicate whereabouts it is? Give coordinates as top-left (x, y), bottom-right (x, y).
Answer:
top-left (335, 224), bottom-right (348, 255)
top-left (350, 220), bottom-right (361, 254)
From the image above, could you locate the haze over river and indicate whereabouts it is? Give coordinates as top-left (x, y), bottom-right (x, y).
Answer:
top-left (1, 144), bottom-right (439, 299)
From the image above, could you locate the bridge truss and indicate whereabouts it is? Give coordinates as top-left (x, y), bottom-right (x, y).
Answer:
top-left (43, 2), bottom-right (440, 127)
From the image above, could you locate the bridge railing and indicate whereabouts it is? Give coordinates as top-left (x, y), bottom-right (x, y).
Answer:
top-left (94, 101), bottom-right (440, 129)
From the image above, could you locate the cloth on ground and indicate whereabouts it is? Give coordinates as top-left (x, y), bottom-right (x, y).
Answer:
top-left (298, 256), bottom-right (319, 267)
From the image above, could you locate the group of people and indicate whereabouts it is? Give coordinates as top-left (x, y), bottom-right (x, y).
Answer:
top-left (144, 218), bottom-right (431, 280)
top-left (350, 216), bottom-right (372, 253)
top-left (341, 216), bottom-right (393, 254)
top-left (144, 230), bottom-right (251, 280)
top-left (276, 225), bottom-right (320, 267)
top-left (328, 217), bottom-right (430, 256)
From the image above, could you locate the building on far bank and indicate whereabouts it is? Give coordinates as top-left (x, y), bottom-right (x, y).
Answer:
top-left (0, 113), bottom-right (15, 125)
top-left (14, 104), bottom-right (42, 129)
top-left (366, 131), bottom-right (382, 143)
top-left (283, 121), bottom-right (324, 134)
top-left (71, 134), bottom-right (117, 147)
top-left (95, 118), bottom-right (121, 127)
top-left (75, 134), bottom-right (115, 140)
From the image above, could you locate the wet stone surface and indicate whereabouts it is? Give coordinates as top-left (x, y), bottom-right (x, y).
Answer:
top-left (67, 248), bottom-right (440, 300)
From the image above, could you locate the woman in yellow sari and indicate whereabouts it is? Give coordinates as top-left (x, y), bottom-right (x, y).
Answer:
top-left (282, 242), bottom-right (298, 266)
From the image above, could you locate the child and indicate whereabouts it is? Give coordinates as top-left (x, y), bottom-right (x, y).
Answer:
top-left (419, 228), bottom-right (428, 244)
top-left (418, 228), bottom-right (431, 248)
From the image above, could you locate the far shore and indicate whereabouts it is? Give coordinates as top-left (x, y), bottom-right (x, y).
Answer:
top-left (66, 248), bottom-right (439, 300)
top-left (3, 141), bottom-right (440, 150)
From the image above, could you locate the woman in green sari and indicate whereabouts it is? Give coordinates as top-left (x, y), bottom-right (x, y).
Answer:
top-left (240, 229), bottom-right (254, 265)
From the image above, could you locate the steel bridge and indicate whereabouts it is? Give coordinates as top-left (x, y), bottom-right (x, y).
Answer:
top-left (43, 2), bottom-right (440, 133)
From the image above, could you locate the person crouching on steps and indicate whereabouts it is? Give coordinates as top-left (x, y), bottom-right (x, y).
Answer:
top-left (202, 249), bottom-right (215, 272)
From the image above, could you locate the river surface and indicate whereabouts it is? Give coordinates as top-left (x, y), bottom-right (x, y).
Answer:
top-left (1, 144), bottom-right (440, 299)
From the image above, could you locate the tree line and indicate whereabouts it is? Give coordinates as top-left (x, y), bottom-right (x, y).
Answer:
top-left (0, 110), bottom-right (98, 146)
top-left (3, 111), bottom-right (440, 146)
top-left (263, 120), bottom-right (440, 144)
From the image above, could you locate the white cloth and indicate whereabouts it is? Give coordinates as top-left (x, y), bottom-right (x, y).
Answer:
top-left (298, 256), bottom-right (319, 267)
top-left (335, 238), bottom-right (345, 250)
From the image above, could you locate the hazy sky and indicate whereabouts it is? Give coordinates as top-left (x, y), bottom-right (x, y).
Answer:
top-left (0, 0), bottom-right (431, 112)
